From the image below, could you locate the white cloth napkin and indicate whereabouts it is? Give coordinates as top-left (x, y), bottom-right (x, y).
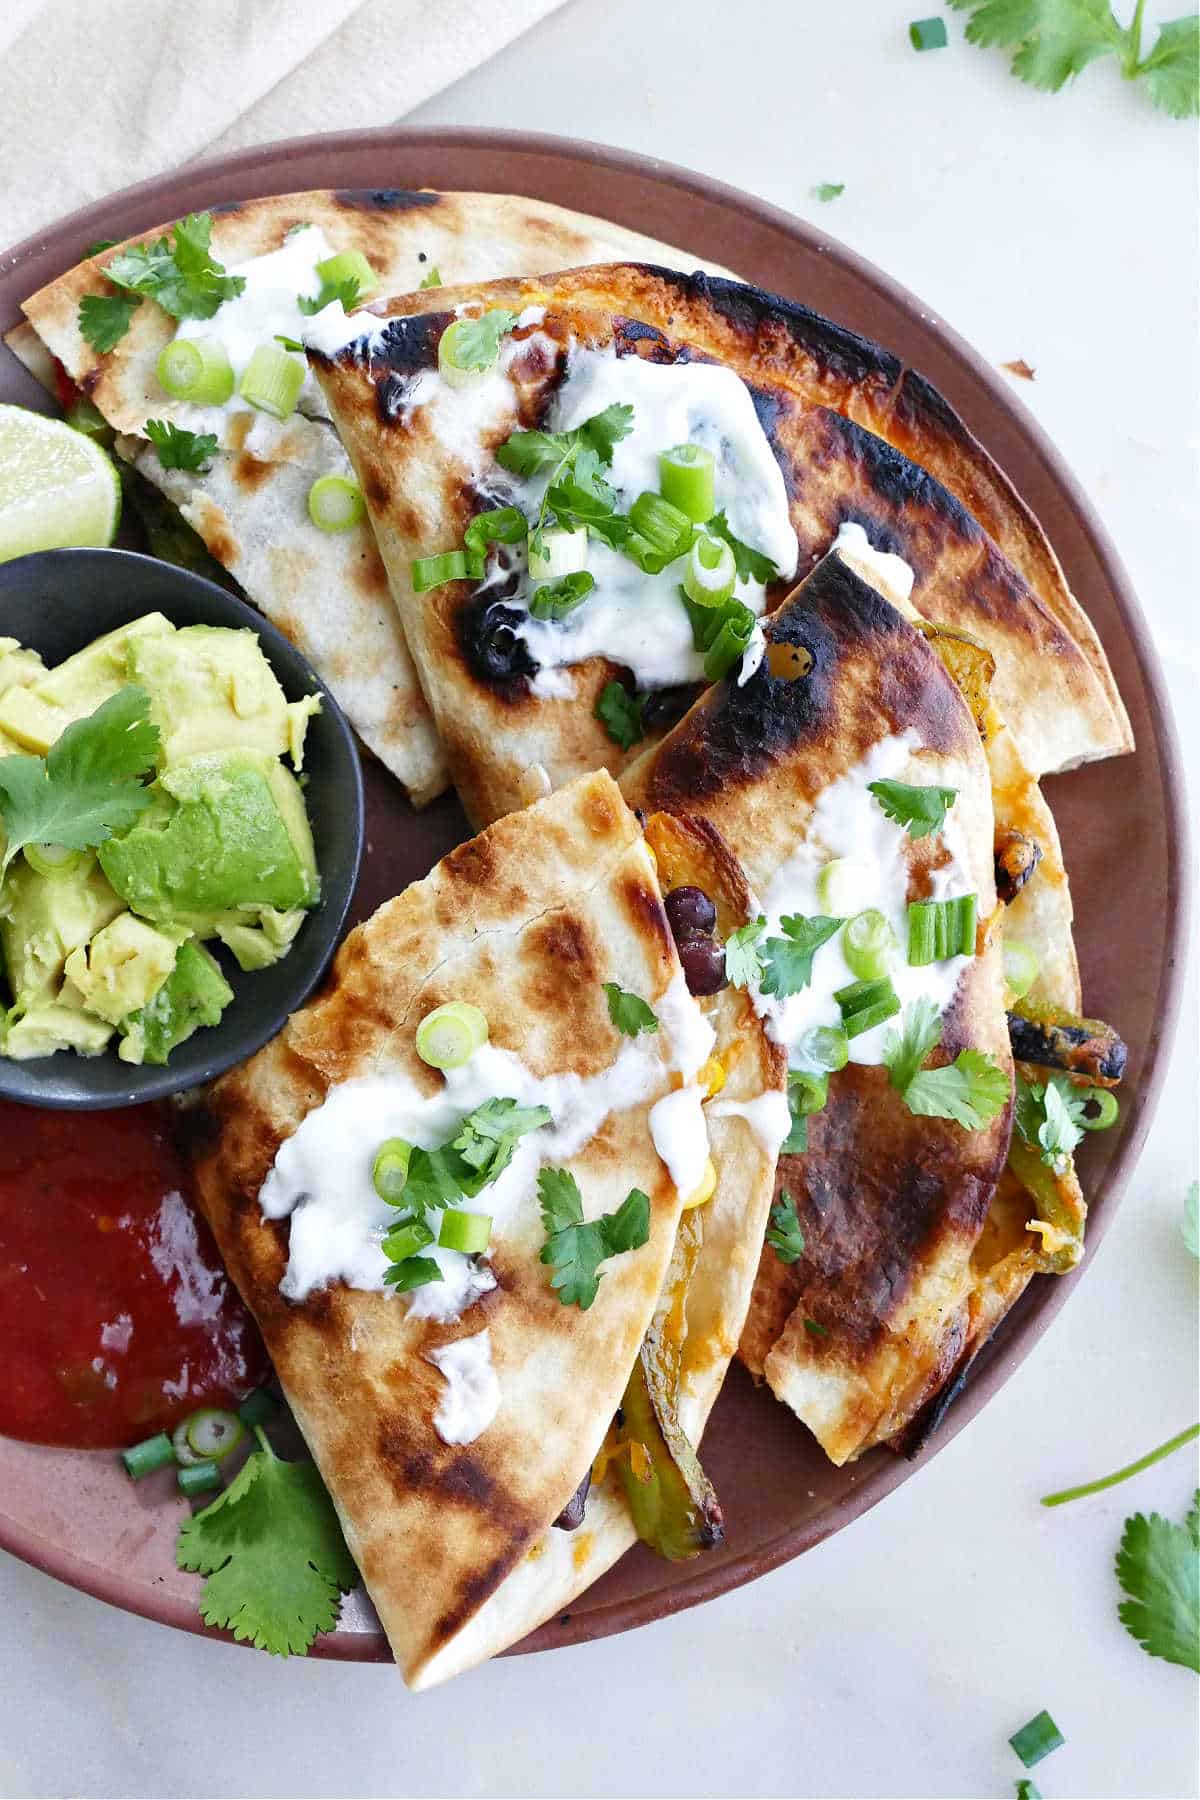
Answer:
top-left (0, 0), bottom-right (564, 248)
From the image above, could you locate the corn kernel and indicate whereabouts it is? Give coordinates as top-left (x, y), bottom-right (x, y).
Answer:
top-left (681, 1157), bottom-right (717, 1211)
top-left (697, 1056), bottom-right (726, 1098)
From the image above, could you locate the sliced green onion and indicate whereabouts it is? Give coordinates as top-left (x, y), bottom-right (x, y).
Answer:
top-left (314, 249), bottom-right (378, 299)
top-left (816, 857), bottom-right (873, 918)
top-left (185, 1407), bottom-right (245, 1462)
top-left (1008, 1711), bottom-right (1064, 1769)
top-left (121, 1431), bottom-right (174, 1480)
top-left (411, 550), bottom-right (471, 592)
top-left (834, 974), bottom-right (900, 1038)
top-left (155, 336), bottom-right (235, 405)
top-left (627, 491), bottom-right (693, 569)
top-left (530, 571), bottom-right (594, 620)
top-left (415, 1001), bottom-right (489, 1070)
top-left (909, 16), bottom-right (948, 50)
top-left (238, 344), bottom-right (305, 420)
top-left (702, 605), bottom-right (756, 682)
top-left (796, 1024), bottom-right (849, 1072)
top-left (528, 525), bottom-right (588, 582)
top-left (382, 1217), bottom-right (434, 1263)
top-left (438, 1208), bottom-right (493, 1254)
top-left (464, 507), bottom-right (527, 574)
top-left (659, 443), bottom-right (715, 522)
top-left (788, 1069), bottom-right (829, 1117)
top-left (383, 1254), bottom-right (443, 1292)
top-left (842, 908), bottom-right (898, 982)
top-left (907, 894), bottom-right (977, 965)
top-left (372, 1137), bottom-right (413, 1203)
top-left (171, 1418), bottom-right (205, 1467)
top-left (236, 1388), bottom-right (277, 1429)
top-left (307, 474), bottom-right (365, 534)
top-left (1078, 1087), bottom-right (1119, 1131)
top-left (23, 842), bottom-right (87, 877)
top-left (682, 534), bottom-right (736, 607)
top-left (178, 1460), bottom-right (222, 1498)
top-left (1003, 938), bottom-right (1040, 1002)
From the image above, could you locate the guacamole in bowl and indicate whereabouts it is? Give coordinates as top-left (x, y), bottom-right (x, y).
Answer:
top-left (0, 549), bottom-right (363, 1107)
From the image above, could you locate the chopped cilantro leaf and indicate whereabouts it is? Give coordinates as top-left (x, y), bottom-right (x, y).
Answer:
top-left (707, 508), bottom-right (778, 584)
top-left (274, 334), bottom-right (305, 353)
top-left (176, 1430), bottom-right (357, 1657)
top-left (383, 1254), bottom-right (442, 1293)
top-left (419, 266), bottom-right (443, 288)
top-left (0, 686), bottom-right (159, 873)
top-left (603, 982), bottom-right (658, 1038)
top-left (82, 238), bottom-right (117, 261)
top-left (440, 308), bottom-right (518, 370)
top-left (766, 1190), bottom-right (805, 1263)
top-left (144, 418), bottom-right (218, 474)
top-left (812, 182), bottom-right (845, 202)
top-left (882, 997), bottom-right (943, 1094)
top-left (759, 914), bottom-right (843, 999)
top-left (538, 1169), bottom-right (651, 1310)
top-left (1184, 1180), bottom-right (1199, 1258)
top-left (1015, 1781), bottom-right (1042, 1800)
top-left (452, 1096), bottom-right (552, 1180)
top-left (1014, 1071), bottom-right (1089, 1171)
top-left (78, 291), bottom-right (141, 352)
top-left (297, 276), bottom-right (360, 317)
top-left (595, 680), bottom-right (647, 751)
top-left (723, 917), bottom-right (767, 989)
top-left (104, 211), bottom-right (245, 321)
top-left (904, 1049), bottom-right (1010, 1130)
top-left (1116, 1491), bottom-right (1200, 1672)
top-left (867, 777), bottom-right (958, 839)
top-left (803, 1318), bottom-right (830, 1338)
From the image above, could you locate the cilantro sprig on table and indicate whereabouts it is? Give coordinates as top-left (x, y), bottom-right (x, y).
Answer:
top-left (79, 212), bottom-right (245, 352)
top-left (883, 998), bottom-right (1009, 1130)
top-left (0, 686), bottom-right (160, 875)
top-left (176, 1427), bottom-right (357, 1657)
top-left (1116, 1490), bottom-right (1200, 1672)
top-left (948, 0), bottom-right (1199, 117)
top-left (537, 1167), bottom-right (650, 1310)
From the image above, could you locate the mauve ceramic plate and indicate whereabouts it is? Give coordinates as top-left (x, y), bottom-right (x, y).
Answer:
top-left (0, 128), bottom-right (1189, 1666)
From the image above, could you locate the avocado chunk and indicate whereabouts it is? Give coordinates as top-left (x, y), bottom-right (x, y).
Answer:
top-left (0, 852), bottom-right (124, 1005)
top-left (2, 999), bottom-right (114, 1060)
top-left (0, 637), bottom-right (47, 755)
top-left (214, 906), bottom-right (305, 971)
top-left (127, 625), bottom-right (319, 769)
top-left (98, 749), bottom-right (319, 922)
top-left (119, 939), bottom-right (234, 1065)
top-left (0, 613), bottom-right (173, 753)
top-left (62, 912), bottom-right (190, 1026)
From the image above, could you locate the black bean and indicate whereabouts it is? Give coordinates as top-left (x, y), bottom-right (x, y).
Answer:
top-left (677, 932), bottom-right (728, 996)
top-left (665, 885), bottom-right (717, 939)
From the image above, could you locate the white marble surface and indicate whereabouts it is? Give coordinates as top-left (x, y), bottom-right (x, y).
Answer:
top-left (1, 4), bottom-right (1197, 1797)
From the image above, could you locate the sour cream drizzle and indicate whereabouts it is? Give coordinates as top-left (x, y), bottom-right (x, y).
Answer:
top-left (426, 1332), bottom-right (500, 1445)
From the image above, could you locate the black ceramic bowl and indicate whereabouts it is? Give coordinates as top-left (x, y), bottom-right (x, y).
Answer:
top-left (0, 548), bottom-right (364, 1108)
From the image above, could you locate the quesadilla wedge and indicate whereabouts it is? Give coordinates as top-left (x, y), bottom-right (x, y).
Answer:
top-left (186, 770), bottom-right (783, 1685)
top-left (306, 268), bottom-right (1128, 832)
top-left (623, 549), bottom-right (1017, 1464)
top-left (10, 198), bottom-right (734, 804)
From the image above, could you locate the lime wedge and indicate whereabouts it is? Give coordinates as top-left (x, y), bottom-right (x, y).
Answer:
top-left (0, 404), bottom-right (121, 563)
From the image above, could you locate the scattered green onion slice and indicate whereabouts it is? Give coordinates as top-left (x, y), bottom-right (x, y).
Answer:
top-left (307, 474), bottom-right (365, 534)
top-left (171, 1418), bottom-right (205, 1468)
top-left (239, 343), bottom-right (305, 420)
top-left (909, 16), bottom-right (948, 51)
top-left (842, 908), bottom-right (898, 982)
top-left (184, 1407), bottom-right (245, 1462)
top-left (155, 336), bottom-right (234, 405)
top-left (907, 894), bottom-right (977, 965)
top-left (178, 1460), bottom-right (222, 1499)
top-left (438, 1208), bottom-right (493, 1254)
top-left (834, 974), bottom-right (900, 1039)
top-left (796, 1024), bottom-right (849, 1072)
top-left (702, 605), bottom-right (756, 681)
top-left (382, 1217), bottom-right (434, 1263)
top-left (23, 842), bottom-right (87, 877)
top-left (628, 491), bottom-right (693, 568)
top-left (121, 1431), bottom-right (174, 1480)
top-left (682, 534), bottom-right (737, 607)
top-left (411, 550), bottom-right (471, 592)
top-left (464, 506), bottom-right (527, 568)
top-left (372, 1137), bottom-right (413, 1203)
top-left (314, 249), bottom-right (378, 299)
top-left (1008, 1711), bottom-right (1065, 1770)
top-left (529, 571), bottom-right (594, 620)
top-left (1078, 1087), bottom-right (1119, 1131)
top-left (659, 443), bottom-right (716, 522)
top-left (1003, 938), bottom-right (1040, 1001)
top-left (415, 1001), bottom-right (489, 1070)
top-left (528, 525), bottom-right (588, 582)
top-left (236, 1388), bottom-right (277, 1429)
top-left (816, 857), bottom-right (873, 919)
top-left (788, 1068), bottom-right (829, 1117)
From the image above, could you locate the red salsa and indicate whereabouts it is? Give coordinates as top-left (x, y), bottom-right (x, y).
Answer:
top-left (0, 1100), bottom-right (268, 1448)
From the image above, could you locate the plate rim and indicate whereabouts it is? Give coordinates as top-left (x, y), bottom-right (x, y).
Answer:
top-left (0, 123), bottom-right (1190, 1668)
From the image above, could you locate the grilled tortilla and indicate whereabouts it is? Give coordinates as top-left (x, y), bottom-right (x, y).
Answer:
top-left (186, 771), bottom-right (782, 1685)
top-left (10, 198), bottom-right (734, 804)
top-left (623, 551), bottom-right (1015, 1465)
top-left (309, 269), bottom-right (1128, 831)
